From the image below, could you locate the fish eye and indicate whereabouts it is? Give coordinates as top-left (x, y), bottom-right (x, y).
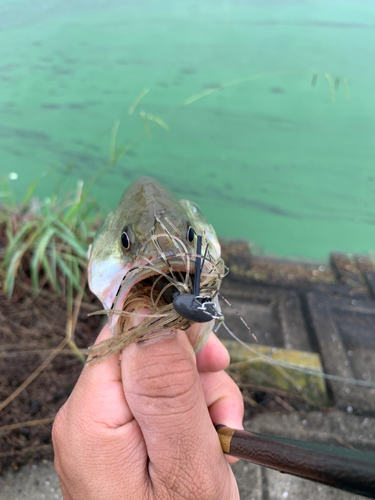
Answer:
top-left (121, 227), bottom-right (131, 250)
top-left (186, 225), bottom-right (195, 243)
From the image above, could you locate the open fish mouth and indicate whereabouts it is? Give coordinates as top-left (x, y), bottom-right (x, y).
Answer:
top-left (109, 259), bottom-right (194, 331)
top-left (87, 252), bottom-right (226, 364)
top-left (110, 254), bottom-right (224, 333)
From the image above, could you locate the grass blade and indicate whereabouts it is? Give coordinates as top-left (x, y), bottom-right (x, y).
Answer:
top-left (41, 253), bottom-right (59, 293)
top-left (0, 178), bottom-right (15, 210)
top-left (56, 254), bottom-right (84, 295)
top-left (3, 243), bottom-right (29, 297)
top-left (53, 221), bottom-right (88, 258)
top-left (3, 220), bottom-right (42, 270)
top-left (3, 220), bottom-right (36, 258)
top-left (112, 143), bottom-right (132, 164)
top-left (22, 179), bottom-right (39, 207)
top-left (47, 237), bottom-right (60, 293)
top-left (30, 227), bottom-right (55, 291)
top-left (109, 120), bottom-right (120, 165)
top-left (128, 88), bottom-right (149, 115)
top-left (140, 111), bottom-right (152, 139)
top-left (147, 114), bottom-right (170, 131)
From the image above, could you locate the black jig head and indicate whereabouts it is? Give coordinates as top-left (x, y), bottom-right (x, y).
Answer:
top-left (173, 294), bottom-right (223, 323)
top-left (173, 234), bottom-right (224, 323)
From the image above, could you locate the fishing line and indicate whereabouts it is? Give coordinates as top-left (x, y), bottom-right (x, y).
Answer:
top-left (150, 214), bottom-right (191, 286)
top-left (218, 293), bottom-right (257, 342)
top-left (200, 242), bottom-right (209, 274)
top-left (154, 213), bottom-right (193, 286)
top-left (215, 319), bottom-right (375, 389)
top-left (88, 308), bottom-right (170, 318)
top-left (151, 208), bottom-right (180, 284)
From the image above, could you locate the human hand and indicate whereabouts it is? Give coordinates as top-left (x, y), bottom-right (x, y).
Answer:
top-left (52, 321), bottom-right (243, 499)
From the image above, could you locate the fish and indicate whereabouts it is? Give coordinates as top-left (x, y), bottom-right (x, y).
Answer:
top-left (87, 176), bottom-right (227, 363)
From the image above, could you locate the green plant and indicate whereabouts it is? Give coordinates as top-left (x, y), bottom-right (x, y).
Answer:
top-left (0, 178), bottom-right (97, 299)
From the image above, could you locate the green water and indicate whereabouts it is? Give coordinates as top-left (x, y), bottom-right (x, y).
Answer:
top-left (1, 0), bottom-right (375, 260)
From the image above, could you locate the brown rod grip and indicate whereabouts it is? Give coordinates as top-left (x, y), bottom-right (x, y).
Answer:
top-left (216, 426), bottom-right (375, 499)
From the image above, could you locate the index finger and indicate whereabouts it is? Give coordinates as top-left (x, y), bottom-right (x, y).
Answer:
top-left (70, 324), bottom-right (132, 427)
top-left (196, 332), bottom-right (230, 373)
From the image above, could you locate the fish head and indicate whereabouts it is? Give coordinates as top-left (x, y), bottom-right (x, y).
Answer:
top-left (88, 176), bottom-right (223, 352)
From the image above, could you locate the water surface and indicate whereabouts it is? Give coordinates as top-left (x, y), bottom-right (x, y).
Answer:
top-left (1, 0), bottom-right (375, 260)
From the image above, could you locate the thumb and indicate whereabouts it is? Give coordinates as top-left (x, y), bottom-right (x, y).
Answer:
top-left (121, 328), bottom-right (232, 494)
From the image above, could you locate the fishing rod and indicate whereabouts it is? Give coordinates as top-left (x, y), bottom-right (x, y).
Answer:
top-left (216, 426), bottom-right (375, 499)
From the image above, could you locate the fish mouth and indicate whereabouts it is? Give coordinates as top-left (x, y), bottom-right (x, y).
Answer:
top-left (107, 255), bottom-right (223, 336)
top-left (87, 253), bottom-right (226, 364)
top-left (107, 257), bottom-right (195, 334)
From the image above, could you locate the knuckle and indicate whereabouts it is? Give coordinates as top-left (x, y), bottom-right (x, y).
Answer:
top-left (231, 379), bottom-right (244, 406)
top-left (222, 372), bottom-right (244, 413)
top-left (52, 405), bottom-right (67, 445)
top-left (130, 351), bottom-right (198, 401)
